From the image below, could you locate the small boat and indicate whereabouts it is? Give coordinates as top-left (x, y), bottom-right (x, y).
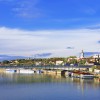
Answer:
top-left (80, 74), bottom-right (94, 79)
top-left (36, 70), bottom-right (41, 74)
top-left (5, 69), bottom-right (16, 73)
top-left (18, 69), bottom-right (34, 74)
top-left (65, 70), bottom-right (94, 79)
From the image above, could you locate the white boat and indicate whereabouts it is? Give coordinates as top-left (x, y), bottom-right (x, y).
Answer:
top-left (36, 70), bottom-right (42, 74)
top-left (19, 69), bottom-right (34, 74)
top-left (80, 74), bottom-right (94, 79)
top-left (5, 69), bottom-right (16, 73)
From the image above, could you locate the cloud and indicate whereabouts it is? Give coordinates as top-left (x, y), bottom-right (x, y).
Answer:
top-left (0, 26), bottom-right (100, 58)
top-left (86, 24), bottom-right (100, 29)
top-left (66, 47), bottom-right (74, 49)
top-left (98, 41), bottom-right (100, 44)
top-left (0, 27), bottom-right (46, 56)
top-left (33, 53), bottom-right (52, 58)
top-left (12, 0), bottom-right (42, 18)
top-left (0, 0), bottom-right (42, 18)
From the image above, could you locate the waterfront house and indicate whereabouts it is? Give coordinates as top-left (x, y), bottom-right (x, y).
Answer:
top-left (85, 61), bottom-right (94, 66)
top-left (94, 69), bottom-right (100, 74)
top-left (56, 60), bottom-right (64, 66)
top-left (35, 61), bottom-right (42, 66)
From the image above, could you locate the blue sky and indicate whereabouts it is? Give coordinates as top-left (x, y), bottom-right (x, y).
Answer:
top-left (0, 0), bottom-right (100, 59)
top-left (0, 0), bottom-right (100, 30)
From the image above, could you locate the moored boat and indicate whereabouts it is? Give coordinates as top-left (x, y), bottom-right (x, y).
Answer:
top-left (5, 69), bottom-right (16, 73)
top-left (80, 74), bottom-right (94, 79)
top-left (18, 69), bottom-right (34, 74)
top-left (65, 70), bottom-right (94, 79)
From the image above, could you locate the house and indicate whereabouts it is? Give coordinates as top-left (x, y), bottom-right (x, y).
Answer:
top-left (35, 61), bottom-right (42, 66)
top-left (94, 69), bottom-right (100, 74)
top-left (56, 61), bottom-right (64, 66)
top-left (85, 61), bottom-right (94, 66)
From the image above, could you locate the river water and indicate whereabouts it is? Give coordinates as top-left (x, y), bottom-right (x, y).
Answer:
top-left (0, 73), bottom-right (100, 100)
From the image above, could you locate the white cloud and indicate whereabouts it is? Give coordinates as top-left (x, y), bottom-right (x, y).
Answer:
top-left (11, 0), bottom-right (42, 18)
top-left (0, 0), bottom-right (41, 18)
top-left (0, 27), bottom-right (100, 57)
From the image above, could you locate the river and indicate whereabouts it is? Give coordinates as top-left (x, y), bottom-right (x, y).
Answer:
top-left (0, 73), bottom-right (100, 100)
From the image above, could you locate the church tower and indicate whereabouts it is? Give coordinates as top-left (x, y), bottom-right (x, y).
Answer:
top-left (80, 50), bottom-right (84, 59)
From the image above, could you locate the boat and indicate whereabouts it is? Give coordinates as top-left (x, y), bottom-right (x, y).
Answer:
top-left (80, 74), bottom-right (94, 79)
top-left (36, 70), bottom-right (42, 74)
top-left (5, 69), bottom-right (16, 73)
top-left (65, 70), bottom-right (94, 79)
top-left (18, 69), bottom-right (34, 74)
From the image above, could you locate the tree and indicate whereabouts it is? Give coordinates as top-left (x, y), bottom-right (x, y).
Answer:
top-left (2, 60), bottom-right (10, 64)
top-left (79, 59), bottom-right (86, 65)
top-left (91, 65), bottom-right (97, 72)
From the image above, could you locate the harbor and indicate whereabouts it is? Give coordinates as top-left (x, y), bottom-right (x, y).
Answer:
top-left (0, 65), bottom-right (100, 80)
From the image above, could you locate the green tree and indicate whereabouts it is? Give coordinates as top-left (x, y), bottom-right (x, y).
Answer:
top-left (2, 60), bottom-right (10, 64)
top-left (79, 59), bottom-right (86, 65)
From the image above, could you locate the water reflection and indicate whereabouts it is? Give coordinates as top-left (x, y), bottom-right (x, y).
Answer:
top-left (0, 73), bottom-right (100, 100)
top-left (0, 72), bottom-right (100, 86)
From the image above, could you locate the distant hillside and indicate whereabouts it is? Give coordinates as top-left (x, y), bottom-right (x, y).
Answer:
top-left (84, 52), bottom-right (100, 57)
top-left (0, 52), bottom-right (100, 61)
top-left (0, 55), bottom-right (27, 61)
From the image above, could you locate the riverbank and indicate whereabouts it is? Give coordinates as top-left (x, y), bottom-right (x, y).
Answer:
top-left (0, 68), bottom-right (100, 81)
top-left (0, 68), bottom-right (5, 73)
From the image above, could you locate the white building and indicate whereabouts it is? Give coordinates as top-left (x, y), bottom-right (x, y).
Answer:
top-left (80, 50), bottom-right (84, 59)
top-left (35, 62), bottom-right (42, 66)
top-left (93, 54), bottom-right (100, 58)
top-left (94, 69), bottom-right (100, 74)
top-left (56, 61), bottom-right (64, 65)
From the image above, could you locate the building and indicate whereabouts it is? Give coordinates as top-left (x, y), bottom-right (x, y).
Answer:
top-left (80, 50), bottom-right (84, 59)
top-left (56, 61), bottom-right (64, 66)
top-left (93, 54), bottom-right (100, 58)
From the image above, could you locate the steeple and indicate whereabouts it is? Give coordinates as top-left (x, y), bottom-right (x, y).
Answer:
top-left (80, 50), bottom-right (84, 59)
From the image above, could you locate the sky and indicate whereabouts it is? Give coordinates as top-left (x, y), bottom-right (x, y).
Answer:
top-left (0, 0), bottom-right (100, 59)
